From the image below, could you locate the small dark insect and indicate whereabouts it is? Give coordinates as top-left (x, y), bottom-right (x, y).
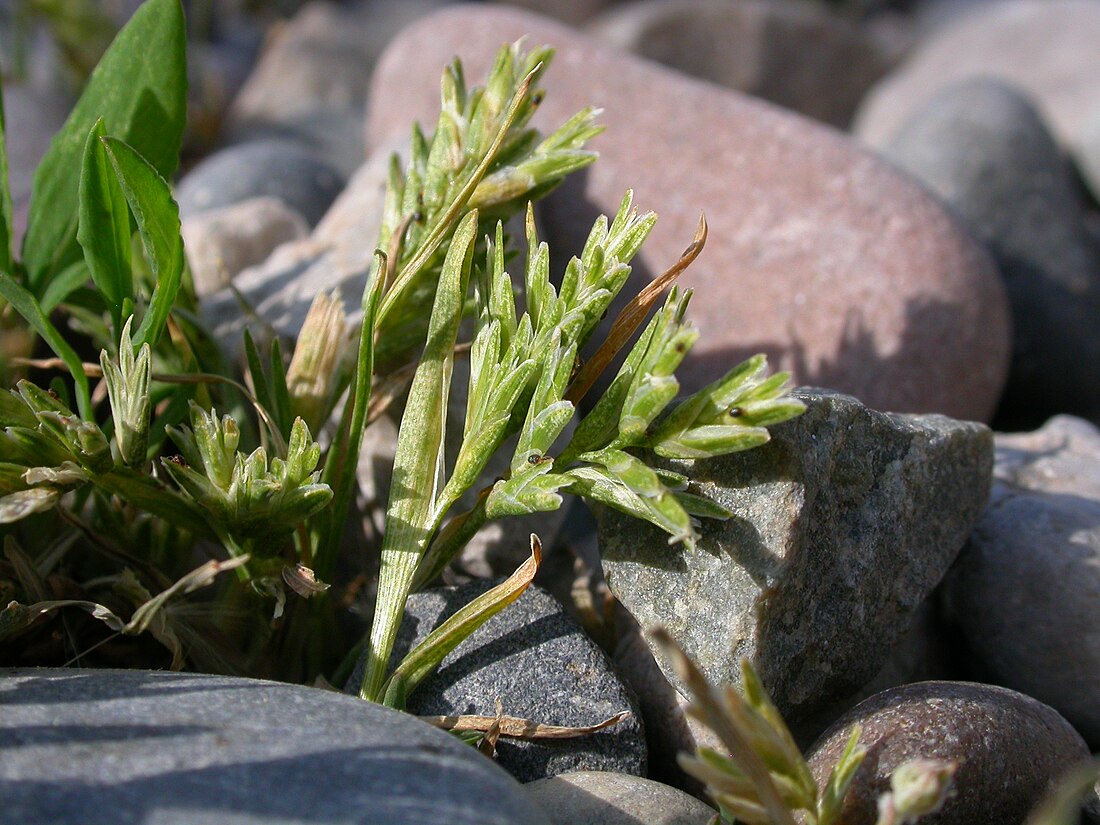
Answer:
top-left (527, 453), bottom-right (542, 465)
top-left (166, 455), bottom-right (187, 467)
top-left (728, 407), bottom-right (743, 418)
top-left (47, 389), bottom-right (61, 400)
top-left (674, 342), bottom-right (687, 353)
top-left (531, 90), bottom-right (545, 107)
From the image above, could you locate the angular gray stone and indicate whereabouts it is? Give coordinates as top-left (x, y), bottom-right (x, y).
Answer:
top-left (367, 4), bottom-right (1011, 422)
top-left (882, 78), bottom-right (1100, 429)
top-left (588, 0), bottom-right (894, 127)
top-left (525, 771), bottom-right (716, 825)
top-left (598, 389), bottom-right (993, 724)
top-left (181, 196), bottom-right (309, 296)
top-left (943, 415), bottom-right (1100, 748)
top-left (855, 0), bottom-right (1100, 166)
top-left (805, 681), bottom-right (1093, 825)
top-left (0, 668), bottom-right (551, 825)
top-left (175, 139), bottom-right (344, 226)
top-left (346, 581), bottom-right (646, 782)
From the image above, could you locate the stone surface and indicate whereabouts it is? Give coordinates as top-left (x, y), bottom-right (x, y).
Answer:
top-left (346, 581), bottom-right (646, 782)
top-left (943, 415), bottom-right (1100, 748)
top-left (175, 139), bottom-right (343, 226)
top-left (805, 681), bottom-right (1093, 825)
top-left (1079, 105), bottom-right (1100, 203)
top-left (367, 5), bottom-right (1010, 422)
top-left (498, 0), bottom-right (624, 25)
top-left (226, 0), bottom-right (447, 175)
top-left (0, 668), bottom-right (551, 825)
top-left (855, 0), bottom-right (1100, 166)
top-left (182, 196), bottom-right (309, 296)
top-left (525, 771), bottom-right (716, 825)
top-left (598, 389), bottom-right (993, 724)
top-left (588, 0), bottom-right (893, 127)
top-left (200, 137), bottom-right (394, 349)
top-left (882, 78), bottom-right (1100, 430)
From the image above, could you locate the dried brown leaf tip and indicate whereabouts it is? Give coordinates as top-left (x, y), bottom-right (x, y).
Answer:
top-left (566, 213), bottom-right (708, 406)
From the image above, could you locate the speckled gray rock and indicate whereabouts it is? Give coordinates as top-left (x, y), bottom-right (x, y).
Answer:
top-left (588, 0), bottom-right (893, 127)
top-left (525, 771), bottom-right (716, 825)
top-left (175, 139), bottom-right (343, 226)
top-left (599, 389), bottom-right (993, 724)
top-left (944, 415), bottom-right (1100, 748)
top-left (882, 78), bottom-right (1100, 430)
top-left (855, 0), bottom-right (1100, 166)
top-left (366, 4), bottom-right (1011, 422)
top-left (181, 196), bottom-right (309, 296)
top-left (0, 668), bottom-right (551, 825)
top-left (346, 581), bottom-right (646, 782)
top-left (805, 681), bottom-right (1093, 825)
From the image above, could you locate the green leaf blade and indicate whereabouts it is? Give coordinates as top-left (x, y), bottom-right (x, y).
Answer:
top-left (22, 0), bottom-right (186, 292)
top-left (362, 210), bottom-right (478, 703)
top-left (0, 272), bottom-right (91, 418)
top-left (78, 119), bottom-right (133, 333)
top-left (100, 136), bottom-right (183, 350)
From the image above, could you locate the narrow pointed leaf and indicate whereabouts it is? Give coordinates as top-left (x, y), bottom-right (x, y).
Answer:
top-left (362, 211), bottom-right (477, 702)
top-left (0, 272), bottom-right (91, 418)
top-left (382, 535), bottom-right (541, 709)
top-left (100, 136), bottom-right (183, 349)
top-left (78, 119), bottom-right (132, 333)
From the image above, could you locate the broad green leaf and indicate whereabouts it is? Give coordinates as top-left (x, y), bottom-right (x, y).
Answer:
top-left (78, 119), bottom-right (132, 334)
top-left (100, 136), bottom-right (183, 349)
top-left (22, 0), bottom-right (186, 292)
top-left (0, 83), bottom-right (13, 275)
top-left (361, 210), bottom-right (478, 703)
top-left (382, 536), bottom-right (541, 709)
top-left (0, 271), bottom-right (91, 418)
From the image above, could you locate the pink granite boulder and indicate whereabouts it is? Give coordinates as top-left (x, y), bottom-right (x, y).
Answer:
top-left (366, 5), bottom-right (1010, 421)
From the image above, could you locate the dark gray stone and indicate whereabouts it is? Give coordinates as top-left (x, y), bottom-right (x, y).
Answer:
top-left (175, 139), bottom-right (343, 226)
top-left (882, 78), bottom-right (1100, 429)
top-left (855, 0), bottom-right (1100, 166)
top-left (524, 771), bottom-right (716, 825)
top-left (588, 0), bottom-right (894, 127)
top-left (805, 681), bottom-right (1093, 825)
top-left (944, 415), bottom-right (1100, 748)
top-left (599, 390), bottom-right (992, 725)
top-left (346, 581), bottom-right (646, 782)
top-left (0, 668), bottom-right (551, 825)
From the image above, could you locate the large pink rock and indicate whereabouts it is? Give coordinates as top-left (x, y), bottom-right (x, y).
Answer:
top-left (366, 5), bottom-right (1011, 421)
